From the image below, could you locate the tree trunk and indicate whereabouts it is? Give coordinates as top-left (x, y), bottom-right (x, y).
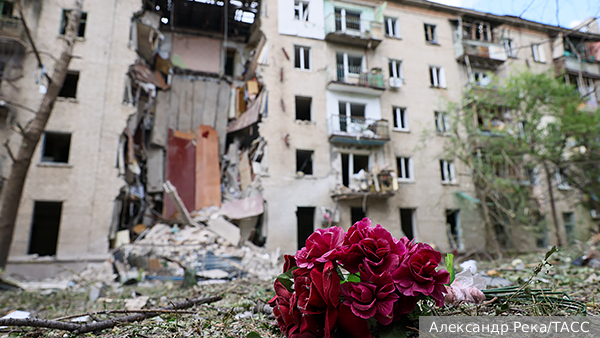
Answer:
top-left (0, 1), bottom-right (83, 269)
top-left (543, 161), bottom-right (563, 247)
top-left (474, 184), bottom-right (502, 258)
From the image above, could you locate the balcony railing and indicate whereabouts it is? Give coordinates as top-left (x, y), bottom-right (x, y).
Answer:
top-left (454, 38), bottom-right (507, 65)
top-left (554, 56), bottom-right (600, 78)
top-left (335, 64), bottom-right (385, 88)
top-left (324, 13), bottom-right (383, 48)
top-left (0, 18), bottom-right (24, 40)
top-left (328, 115), bottom-right (389, 145)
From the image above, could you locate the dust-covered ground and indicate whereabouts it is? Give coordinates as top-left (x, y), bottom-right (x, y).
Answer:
top-left (1, 244), bottom-right (599, 337)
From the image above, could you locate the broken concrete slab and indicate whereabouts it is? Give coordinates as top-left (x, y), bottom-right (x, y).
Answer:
top-left (126, 296), bottom-right (150, 310)
top-left (206, 216), bottom-right (241, 247)
top-left (220, 195), bottom-right (264, 220)
top-left (196, 269), bottom-right (230, 279)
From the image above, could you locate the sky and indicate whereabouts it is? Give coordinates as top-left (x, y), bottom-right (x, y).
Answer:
top-left (427, 0), bottom-right (600, 29)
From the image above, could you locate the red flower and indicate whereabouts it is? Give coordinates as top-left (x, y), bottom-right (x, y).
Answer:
top-left (339, 223), bottom-right (406, 278)
top-left (294, 261), bottom-right (340, 338)
top-left (341, 273), bottom-right (399, 325)
top-left (392, 243), bottom-right (449, 306)
top-left (295, 227), bottom-right (345, 269)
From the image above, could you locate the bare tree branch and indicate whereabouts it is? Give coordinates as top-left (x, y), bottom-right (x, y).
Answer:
top-left (0, 295), bottom-right (222, 334)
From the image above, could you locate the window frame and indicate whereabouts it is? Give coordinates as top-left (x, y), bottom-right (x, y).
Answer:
top-left (294, 0), bottom-right (309, 21)
top-left (429, 66), bottom-right (446, 88)
top-left (392, 106), bottom-right (408, 131)
top-left (531, 43), bottom-right (546, 63)
top-left (388, 59), bottom-right (402, 80)
top-left (60, 9), bottom-right (88, 38)
top-left (504, 38), bottom-right (516, 58)
top-left (435, 111), bottom-right (449, 134)
top-left (335, 8), bottom-right (361, 32)
top-left (294, 45), bottom-right (311, 71)
top-left (384, 16), bottom-right (400, 38)
top-left (424, 23), bottom-right (437, 44)
top-left (440, 159), bottom-right (456, 184)
top-left (396, 156), bottom-right (413, 181)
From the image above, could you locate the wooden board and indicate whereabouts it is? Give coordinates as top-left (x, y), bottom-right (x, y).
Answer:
top-left (195, 125), bottom-right (221, 209)
top-left (149, 90), bottom-right (170, 147)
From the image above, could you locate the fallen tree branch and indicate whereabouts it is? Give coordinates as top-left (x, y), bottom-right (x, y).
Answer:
top-left (52, 309), bottom-right (197, 322)
top-left (0, 295), bottom-right (221, 335)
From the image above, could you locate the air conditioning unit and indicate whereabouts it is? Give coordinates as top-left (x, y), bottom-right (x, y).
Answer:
top-left (389, 77), bottom-right (402, 88)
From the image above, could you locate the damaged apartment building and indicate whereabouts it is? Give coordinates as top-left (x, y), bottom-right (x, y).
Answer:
top-left (2, 0), bottom-right (600, 277)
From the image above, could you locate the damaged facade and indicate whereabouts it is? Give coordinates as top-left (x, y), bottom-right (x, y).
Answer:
top-left (2, 0), bottom-right (600, 277)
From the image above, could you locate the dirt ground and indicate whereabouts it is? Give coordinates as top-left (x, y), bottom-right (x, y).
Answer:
top-left (1, 243), bottom-right (599, 337)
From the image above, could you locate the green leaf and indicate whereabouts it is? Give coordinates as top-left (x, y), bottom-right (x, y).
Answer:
top-left (341, 272), bottom-right (361, 284)
top-left (276, 267), bottom-right (299, 292)
top-left (445, 253), bottom-right (455, 285)
top-left (246, 332), bottom-right (261, 338)
top-left (544, 246), bottom-right (558, 261)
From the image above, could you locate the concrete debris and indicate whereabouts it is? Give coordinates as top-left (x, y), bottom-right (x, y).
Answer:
top-left (126, 296), bottom-right (150, 311)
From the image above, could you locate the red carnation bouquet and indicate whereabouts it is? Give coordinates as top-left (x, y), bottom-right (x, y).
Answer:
top-left (268, 218), bottom-right (450, 338)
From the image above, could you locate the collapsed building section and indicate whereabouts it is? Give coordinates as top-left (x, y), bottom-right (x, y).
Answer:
top-left (112, 0), bottom-right (269, 250)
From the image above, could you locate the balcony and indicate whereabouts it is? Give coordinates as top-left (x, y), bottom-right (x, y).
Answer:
top-left (331, 169), bottom-right (397, 200)
top-left (327, 65), bottom-right (385, 96)
top-left (324, 13), bottom-right (383, 48)
top-left (0, 18), bottom-right (26, 55)
top-left (554, 56), bottom-right (600, 78)
top-left (328, 114), bottom-right (389, 145)
top-left (455, 39), bottom-right (507, 67)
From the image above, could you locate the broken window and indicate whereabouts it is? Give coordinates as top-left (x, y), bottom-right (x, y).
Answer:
top-left (396, 157), bottom-right (413, 180)
top-left (351, 207), bottom-right (366, 226)
top-left (388, 59), bottom-right (402, 80)
top-left (294, 0), bottom-right (309, 21)
top-left (341, 153), bottom-right (369, 187)
top-left (294, 45), bottom-right (311, 70)
top-left (446, 209), bottom-right (462, 250)
top-left (338, 101), bottom-right (366, 132)
top-left (295, 96), bottom-right (312, 121)
top-left (531, 44), bottom-right (546, 63)
top-left (471, 71), bottom-right (492, 86)
top-left (0, 1), bottom-right (13, 18)
top-left (563, 212), bottom-right (575, 244)
top-left (60, 9), bottom-right (87, 38)
top-left (429, 66), bottom-right (446, 88)
top-left (504, 39), bottom-right (516, 58)
top-left (392, 107), bottom-right (407, 131)
top-left (335, 8), bottom-right (361, 32)
top-left (296, 149), bottom-right (313, 175)
top-left (28, 201), bottom-right (62, 256)
top-left (296, 207), bottom-right (315, 249)
top-left (42, 132), bottom-right (71, 163)
top-left (424, 23), bottom-right (437, 43)
top-left (224, 49), bottom-right (236, 76)
top-left (385, 17), bottom-right (399, 38)
top-left (435, 111), bottom-right (449, 133)
top-left (462, 20), bottom-right (491, 42)
top-left (440, 160), bottom-right (455, 183)
top-left (58, 71), bottom-right (80, 98)
top-left (400, 208), bottom-right (415, 239)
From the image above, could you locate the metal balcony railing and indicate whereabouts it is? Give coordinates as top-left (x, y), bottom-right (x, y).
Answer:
top-left (335, 14), bottom-right (361, 31)
top-left (335, 64), bottom-right (385, 88)
top-left (328, 115), bottom-right (389, 142)
top-left (324, 13), bottom-right (383, 47)
top-left (0, 18), bottom-right (24, 40)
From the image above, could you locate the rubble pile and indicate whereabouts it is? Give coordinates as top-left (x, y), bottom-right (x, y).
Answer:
top-left (116, 223), bottom-right (281, 283)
